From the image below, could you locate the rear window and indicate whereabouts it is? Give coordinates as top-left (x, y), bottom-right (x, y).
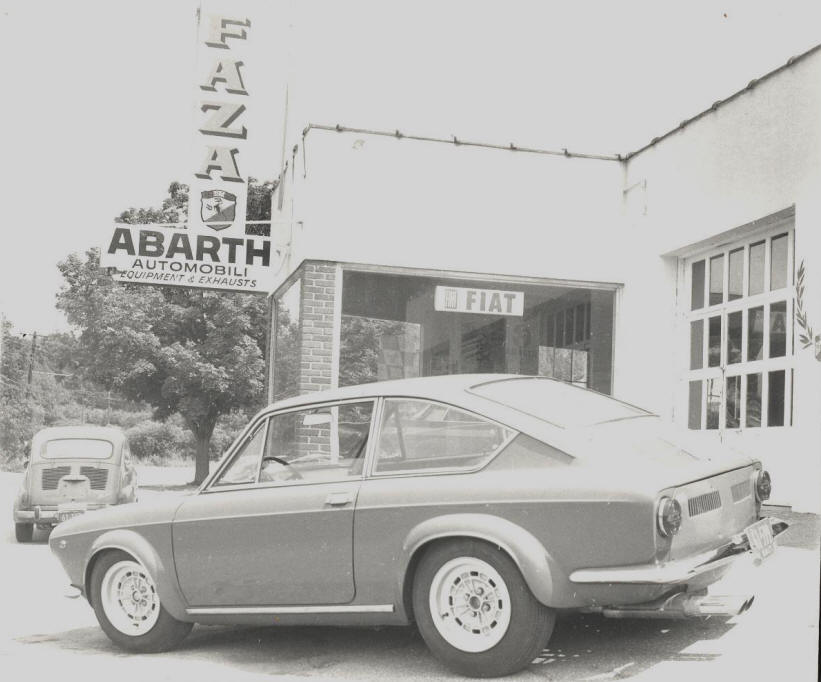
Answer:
top-left (469, 377), bottom-right (651, 428)
top-left (43, 439), bottom-right (114, 460)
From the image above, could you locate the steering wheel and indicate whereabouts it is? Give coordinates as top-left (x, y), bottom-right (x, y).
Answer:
top-left (260, 456), bottom-right (304, 481)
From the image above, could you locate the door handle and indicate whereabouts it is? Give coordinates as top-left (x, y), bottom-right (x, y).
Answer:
top-left (325, 491), bottom-right (353, 506)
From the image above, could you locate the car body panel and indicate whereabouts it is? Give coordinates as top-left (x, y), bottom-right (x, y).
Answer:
top-left (49, 374), bottom-right (783, 633)
top-left (49, 495), bottom-right (189, 619)
top-left (172, 480), bottom-right (360, 606)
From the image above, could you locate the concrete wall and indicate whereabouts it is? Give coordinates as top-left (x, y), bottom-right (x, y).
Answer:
top-left (622, 51), bottom-right (821, 511)
top-left (283, 132), bottom-right (625, 285)
top-left (270, 50), bottom-right (821, 509)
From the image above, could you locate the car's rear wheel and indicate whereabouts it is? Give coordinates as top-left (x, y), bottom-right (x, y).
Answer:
top-left (15, 522), bottom-right (33, 543)
top-left (90, 550), bottom-right (192, 652)
top-left (412, 539), bottom-right (555, 678)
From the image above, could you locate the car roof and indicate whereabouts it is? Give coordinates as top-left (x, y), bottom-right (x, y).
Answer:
top-left (31, 425), bottom-right (126, 446)
top-left (269, 374), bottom-right (523, 411)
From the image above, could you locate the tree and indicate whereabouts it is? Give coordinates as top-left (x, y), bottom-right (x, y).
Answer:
top-left (57, 181), bottom-right (272, 483)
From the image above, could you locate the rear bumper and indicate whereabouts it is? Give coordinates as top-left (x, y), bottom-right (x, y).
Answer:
top-left (569, 517), bottom-right (788, 585)
top-left (14, 504), bottom-right (110, 525)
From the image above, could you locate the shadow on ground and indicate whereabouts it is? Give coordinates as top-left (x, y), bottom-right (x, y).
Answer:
top-left (13, 611), bottom-right (736, 680)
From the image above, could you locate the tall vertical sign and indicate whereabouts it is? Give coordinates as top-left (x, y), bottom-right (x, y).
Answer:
top-left (102, 4), bottom-right (283, 293)
top-left (188, 10), bottom-right (252, 232)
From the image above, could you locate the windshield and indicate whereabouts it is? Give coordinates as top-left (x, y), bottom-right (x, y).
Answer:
top-left (469, 377), bottom-right (651, 428)
top-left (43, 438), bottom-right (114, 460)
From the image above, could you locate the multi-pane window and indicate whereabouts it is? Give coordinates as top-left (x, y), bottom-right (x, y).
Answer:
top-left (685, 228), bottom-right (794, 431)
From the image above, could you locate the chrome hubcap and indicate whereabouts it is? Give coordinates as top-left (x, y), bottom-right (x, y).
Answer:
top-left (429, 556), bottom-right (511, 652)
top-left (100, 560), bottom-right (160, 635)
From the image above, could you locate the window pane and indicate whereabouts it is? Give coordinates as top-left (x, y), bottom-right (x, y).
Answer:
top-left (709, 255), bottom-right (724, 306)
top-left (565, 308), bottom-right (575, 346)
top-left (690, 320), bottom-right (704, 370)
top-left (767, 370), bottom-right (785, 426)
top-left (214, 422), bottom-right (267, 486)
top-left (728, 248), bottom-right (744, 301)
top-left (790, 369), bottom-right (795, 426)
top-left (727, 311), bottom-right (742, 364)
top-left (691, 260), bottom-right (705, 310)
top-left (769, 300), bottom-right (787, 357)
top-left (575, 304), bottom-right (585, 342)
top-left (545, 313), bottom-right (554, 346)
top-left (749, 241), bottom-right (765, 295)
top-left (260, 403), bottom-right (373, 484)
top-left (726, 376), bottom-right (741, 428)
top-left (747, 306), bottom-right (764, 361)
top-left (706, 378), bottom-right (721, 429)
top-left (273, 277), bottom-right (302, 402)
top-left (374, 399), bottom-right (512, 474)
top-left (708, 316), bottom-right (722, 367)
top-left (43, 439), bottom-right (113, 459)
top-left (688, 381), bottom-right (702, 429)
top-left (770, 234), bottom-right (788, 291)
top-left (746, 374), bottom-right (762, 427)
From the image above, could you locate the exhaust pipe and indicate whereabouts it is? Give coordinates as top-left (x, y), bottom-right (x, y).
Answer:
top-left (601, 592), bottom-right (755, 619)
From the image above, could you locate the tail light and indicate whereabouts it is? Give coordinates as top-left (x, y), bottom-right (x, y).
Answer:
top-left (657, 497), bottom-right (682, 537)
top-left (755, 470), bottom-right (772, 502)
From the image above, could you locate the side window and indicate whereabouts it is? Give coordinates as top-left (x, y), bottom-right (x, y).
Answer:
top-left (373, 399), bottom-right (514, 475)
top-left (213, 420), bottom-right (268, 487)
top-left (259, 402), bottom-right (374, 485)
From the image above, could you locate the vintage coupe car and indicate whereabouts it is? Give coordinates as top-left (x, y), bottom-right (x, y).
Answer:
top-left (14, 425), bottom-right (137, 543)
top-left (49, 375), bottom-right (785, 677)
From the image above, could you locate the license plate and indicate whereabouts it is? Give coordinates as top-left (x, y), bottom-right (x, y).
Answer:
top-left (57, 507), bottom-right (86, 523)
top-left (745, 518), bottom-right (775, 561)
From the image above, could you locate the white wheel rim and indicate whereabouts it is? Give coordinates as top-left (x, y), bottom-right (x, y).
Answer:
top-left (428, 556), bottom-right (512, 653)
top-left (100, 560), bottom-right (160, 635)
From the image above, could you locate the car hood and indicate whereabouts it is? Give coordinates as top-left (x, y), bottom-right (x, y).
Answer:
top-left (50, 494), bottom-right (185, 539)
top-left (568, 417), bottom-right (757, 490)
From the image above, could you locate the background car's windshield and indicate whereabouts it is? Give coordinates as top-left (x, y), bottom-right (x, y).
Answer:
top-left (43, 439), bottom-right (114, 459)
top-left (470, 377), bottom-right (651, 428)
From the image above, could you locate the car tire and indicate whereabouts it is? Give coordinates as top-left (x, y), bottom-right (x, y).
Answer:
top-left (90, 550), bottom-right (193, 653)
top-left (412, 539), bottom-right (555, 678)
top-left (15, 522), bottom-right (33, 543)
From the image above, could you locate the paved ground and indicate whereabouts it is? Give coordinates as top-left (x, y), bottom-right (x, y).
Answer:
top-left (1, 468), bottom-right (818, 681)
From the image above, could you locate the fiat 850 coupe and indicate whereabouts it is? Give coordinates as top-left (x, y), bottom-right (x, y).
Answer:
top-left (14, 425), bottom-right (137, 542)
top-left (50, 375), bottom-right (786, 677)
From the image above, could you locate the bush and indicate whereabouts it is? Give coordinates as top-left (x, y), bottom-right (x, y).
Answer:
top-left (126, 420), bottom-right (188, 463)
top-left (0, 398), bottom-right (45, 471)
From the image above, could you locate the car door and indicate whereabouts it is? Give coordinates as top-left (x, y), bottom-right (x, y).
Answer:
top-left (172, 400), bottom-right (375, 608)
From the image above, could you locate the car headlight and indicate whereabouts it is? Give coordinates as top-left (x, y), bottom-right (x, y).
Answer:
top-left (657, 496), bottom-right (682, 537)
top-left (755, 470), bottom-right (772, 502)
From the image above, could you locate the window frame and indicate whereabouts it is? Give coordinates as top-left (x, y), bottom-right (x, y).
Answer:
top-left (683, 226), bottom-right (795, 432)
top-left (365, 396), bottom-right (518, 479)
top-left (202, 397), bottom-right (379, 494)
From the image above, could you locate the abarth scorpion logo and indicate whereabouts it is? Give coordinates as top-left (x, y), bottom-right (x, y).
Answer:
top-left (200, 189), bottom-right (236, 231)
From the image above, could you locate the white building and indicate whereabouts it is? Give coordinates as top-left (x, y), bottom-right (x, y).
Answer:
top-left (266, 45), bottom-right (821, 511)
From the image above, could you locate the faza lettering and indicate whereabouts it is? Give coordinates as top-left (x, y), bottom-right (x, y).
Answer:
top-left (194, 16), bottom-right (251, 187)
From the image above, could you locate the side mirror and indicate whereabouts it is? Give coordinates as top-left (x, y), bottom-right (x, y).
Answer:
top-left (22, 458), bottom-right (29, 469)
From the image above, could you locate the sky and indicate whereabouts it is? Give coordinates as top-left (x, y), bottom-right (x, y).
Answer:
top-left (1, 0), bottom-right (819, 333)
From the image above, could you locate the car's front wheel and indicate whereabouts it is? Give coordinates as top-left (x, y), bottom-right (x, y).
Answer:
top-left (15, 522), bottom-right (33, 543)
top-left (412, 539), bottom-right (555, 678)
top-left (90, 550), bottom-right (193, 652)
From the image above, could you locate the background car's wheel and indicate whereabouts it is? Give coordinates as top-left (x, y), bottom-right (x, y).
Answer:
top-left (15, 523), bottom-right (33, 543)
top-left (412, 539), bottom-right (555, 678)
top-left (90, 550), bottom-right (193, 652)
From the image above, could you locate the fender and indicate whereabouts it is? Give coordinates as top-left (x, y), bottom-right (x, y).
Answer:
top-left (399, 513), bottom-right (562, 607)
top-left (85, 529), bottom-right (190, 622)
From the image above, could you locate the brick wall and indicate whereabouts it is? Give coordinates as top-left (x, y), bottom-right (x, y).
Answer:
top-left (298, 262), bottom-right (338, 394)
